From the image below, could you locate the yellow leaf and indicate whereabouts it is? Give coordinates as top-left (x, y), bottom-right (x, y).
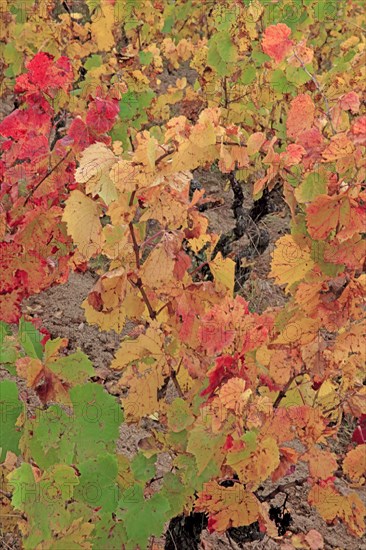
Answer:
top-left (90, 0), bottom-right (115, 51)
top-left (270, 235), bottom-right (315, 293)
top-left (209, 252), bottom-right (235, 294)
top-left (63, 190), bottom-right (105, 260)
top-left (110, 160), bottom-right (139, 194)
top-left (227, 436), bottom-right (280, 491)
top-left (308, 484), bottom-right (365, 537)
top-left (112, 325), bottom-right (165, 371)
top-left (82, 267), bottom-right (129, 332)
top-left (75, 143), bottom-right (118, 205)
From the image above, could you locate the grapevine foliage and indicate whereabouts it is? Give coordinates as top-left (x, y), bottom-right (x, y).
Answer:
top-left (0, 1), bottom-right (365, 549)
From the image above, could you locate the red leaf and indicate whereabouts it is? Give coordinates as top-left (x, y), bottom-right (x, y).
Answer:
top-left (0, 106), bottom-right (51, 141)
top-left (15, 52), bottom-right (73, 99)
top-left (352, 415), bottom-right (366, 445)
top-left (86, 97), bottom-right (120, 134)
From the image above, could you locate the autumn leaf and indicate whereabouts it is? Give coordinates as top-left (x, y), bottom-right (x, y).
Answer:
top-left (286, 94), bottom-right (315, 139)
top-left (90, 0), bottom-right (115, 51)
top-left (227, 436), bottom-right (280, 491)
top-left (306, 191), bottom-right (365, 241)
top-left (270, 235), bottom-right (315, 292)
top-left (209, 252), bottom-right (235, 294)
top-left (322, 134), bottom-right (355, 173)
top-left (262, 24), bottom-right (293, 63)
top-left (343, 445), bottom-right (366, 485)
top-left (62, 190), bottom-right (105, 260)
top-left (75, 142), bottom-right (118, 204)
top-left (16, 339), bottom-right (93, 405)
top-left (308, 483), bottom-right (365, 537)
top-left (195, 481), bottom-right (260, 532)
top-left (302, 448), bottom-right (338, 480)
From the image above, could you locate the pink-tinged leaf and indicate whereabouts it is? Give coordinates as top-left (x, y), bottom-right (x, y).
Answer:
top-left (282, 143), bottom-right (306, 166)
top-left (296, 127), bottom-right (324, 168)
top-left (286, 94), bottom-right (315, 139)
top-left (262, 24), bottom-right (293, 63)
top-left (339, 92), bottom-right (360, 114)
top-left (349, 115), bottom-right (366, 145)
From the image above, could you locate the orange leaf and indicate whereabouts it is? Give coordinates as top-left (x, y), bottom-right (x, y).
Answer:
top-left (286, 94), bottom-right (315, 140)
top-left (195, 481), bottom-right (260, 532)
top-left (343, 445), bottom-right (366, 485)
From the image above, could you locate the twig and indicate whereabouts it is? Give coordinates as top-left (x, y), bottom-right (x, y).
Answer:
top-left (257, 477), bottom-right (308, 502)
top-left (170, 359), bottom-right (184, 398)
top-left (140, 229), bottom-right (165, 250)
top-left (156, 301), bottom-right (170, 316)
top-left (128, 276), bottom-right (157, 320)
top-left (129, 222), bottom-right (141, 269)
top-left (189, 261), bottom-right (209, 277)
top-left (155, 146), bottom-right (176, 166)
top-left (223, 77), bottom-right (228, 108)
top-left (167, 528), bottom-right (178, 550)
top-left (226, 532), bottom-right (236, 549)
top-left (273, 374), bottom-right (302, 409)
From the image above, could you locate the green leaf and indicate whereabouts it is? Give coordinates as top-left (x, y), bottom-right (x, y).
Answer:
top-left (70, 383), bottom-right (123, 462)
top-left (76, 453), bottom-right (118, 514)
top-left (162, 15), bottom-right (174, 33)
top-left (0, 321), bottom-right (11, 340)
top-left (118, 484), bottom-right (170, 550)
top-left (239, 66), bottom-right (256, 85)
top-left (207, 32), bottom-right (238, 77)
top-left (167, 398), bottom-right (194, 432)
top-left (91, 513), bottom-right (127, 549)
top-left (131, 453), bottom-right (156, 483)
top-left (0, 322), bottom-right (18, 374)
top-left (186, 425), bottom-right (225, 475)
top-left (251, 48), bottom-right (271, 65)
top-left (139, 51), bottom-right (153, 65)
top-left (47, 348), bottom-right (94, 385)
top-left (160, 472), bottom-right (193, 517)
top-left (270, 70), bottom-right (296, 96)
top-left (0, 380), bottom-right (23, 461)
top-left (19, 317), bottom-right (43, 359)
top-left (286, 65), bottom-right (312, 87)
top-left (84, 55), bottom-right (103, 70)
top-left (174, 454), bottom-right (218, 492)
top-left (295, 171), bottom-right (327, 202)
top-left (20, 406), bottom-right (74, 469)
top-left (4, 43), bottom-right (23, 75)
top-left (9, 463), bottom-right (79, 548)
